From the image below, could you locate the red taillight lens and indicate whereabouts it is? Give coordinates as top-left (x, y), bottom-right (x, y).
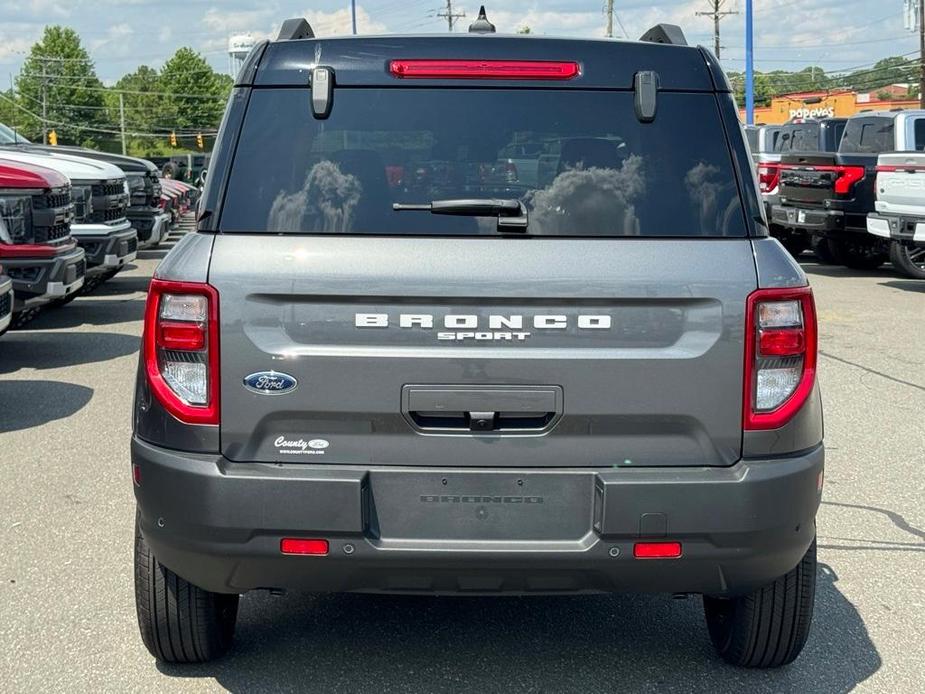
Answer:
top-left (280, 538), bottom-right (329, 556)
top-left (634, 542), bottom-right (682, 559)
top-left (143, 278), bottom-right (220, 425)
top-left (744, 287), bottom-right (817, 431)
top-left (757, 163), bottom-right (780, 193)
top-left (833, 165), bottom-right (865, 195)
top-left (875, 164), bottom-right (925, 173)
top-left (389, 59), bottom-right (580, 80)
top-left (156, 321), bottom-right (206, 351)
top-left (758, 328), bottom-right (805, 357)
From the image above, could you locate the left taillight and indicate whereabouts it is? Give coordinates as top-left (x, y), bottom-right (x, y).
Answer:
top-left (757, 163), bottom-right (780, 193)
top-left (744, 286), bottom-right (817, 431)
top-left (143, 278), bottom-right (220, 425)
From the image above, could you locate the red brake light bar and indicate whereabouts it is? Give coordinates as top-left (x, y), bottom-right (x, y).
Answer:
top-left (389, 59), bottom-right (580, 80)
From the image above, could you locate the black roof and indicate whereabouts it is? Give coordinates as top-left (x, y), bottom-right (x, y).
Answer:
top-left (237, 35), bottom-right (727, 93)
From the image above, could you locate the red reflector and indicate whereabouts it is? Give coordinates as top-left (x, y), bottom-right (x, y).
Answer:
top-left (758, 328), bottom-right (805, 357)
top-left (280, 538), bottom-right (329, 556)
top-left (634, 542), bottom-right (682, 559)
top-left (389, 59), bottom-right (580, 80)
top-left (132, 463), bottom-right (142, 487)
top-left (156, 320), bottom-right (206, 351)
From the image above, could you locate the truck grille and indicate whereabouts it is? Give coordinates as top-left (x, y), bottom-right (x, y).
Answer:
top-left (34, 221), bottom-right (71, 244)
top-left (32, 187), bottom-right (72, 210)
top-left (127, 236), bottom-right (138, 254)
top-left (92, 181), bottom-right (125, 197)
top-left (0, 289), bottom-right (10, 319)
top-left (90, 206), bottom-right (127, 224)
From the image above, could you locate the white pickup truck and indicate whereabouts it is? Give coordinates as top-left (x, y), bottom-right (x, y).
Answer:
top-left (867, 152), bottom-right (925, 279)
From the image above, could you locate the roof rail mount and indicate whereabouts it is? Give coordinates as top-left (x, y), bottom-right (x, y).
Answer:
top-left (469, 6), bottom-right (496, 34)
top-left (639, 24), bottom-right (687, 46)
top-left (278, 18), bottom-right (315, 41)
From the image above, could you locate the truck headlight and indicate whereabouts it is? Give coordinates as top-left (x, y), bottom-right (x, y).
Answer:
top-left (72, 185), bottom-right (94, 222)
top-left (0, 195), bottom-right (34, 243)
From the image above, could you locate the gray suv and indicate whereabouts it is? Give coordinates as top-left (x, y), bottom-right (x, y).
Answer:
top-left (132, 17), bottom-right (824, 667)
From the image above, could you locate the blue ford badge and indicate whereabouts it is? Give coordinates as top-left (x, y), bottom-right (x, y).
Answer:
top-left (243, 371), bottom-right (298, 395)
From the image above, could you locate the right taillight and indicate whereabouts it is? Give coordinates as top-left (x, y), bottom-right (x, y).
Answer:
top-left (744, 287), bottom-right (817, 431)
top-left (143, 278), bottom-right (220, 425)
top-left (757, 163), bottom-right (780, 193)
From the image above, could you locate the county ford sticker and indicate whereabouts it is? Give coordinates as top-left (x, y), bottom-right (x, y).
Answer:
top-left (274, 436), bottom-right (330, 455)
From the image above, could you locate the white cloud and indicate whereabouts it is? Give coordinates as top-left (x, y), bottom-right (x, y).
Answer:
top-left (298, 6), bottom-right (389, 37)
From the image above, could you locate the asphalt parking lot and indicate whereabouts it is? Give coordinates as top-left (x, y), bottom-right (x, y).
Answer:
top-left (1, 227), bottom-right (923, 693)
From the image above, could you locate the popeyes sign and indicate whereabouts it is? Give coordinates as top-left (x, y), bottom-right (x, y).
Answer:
top-left (789, 106), bottom-right (836, 119)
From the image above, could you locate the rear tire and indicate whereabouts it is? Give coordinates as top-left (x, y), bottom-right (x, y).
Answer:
top-left (828, 238), bottom-right (887, 270)
top-left (811, 235), bottom-right (836, 264)
top-left (889, 241), bottom-right (925, 279)
top-left (134, 512), bottom-right (239, 663)
top-left (703, 538), bottom-right (816, 668)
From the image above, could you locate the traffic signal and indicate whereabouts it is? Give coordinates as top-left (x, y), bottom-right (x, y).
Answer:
top-left (48, 130), bottom-right (58, 146)
top-left (169, 131), bottom-right (177, 147)
top-left (196, 133), bottom-right (204, 150)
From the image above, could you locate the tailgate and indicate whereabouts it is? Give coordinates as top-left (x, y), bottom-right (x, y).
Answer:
top-left (780, 152), bottom-right (838, 206)
top-left (212, 235), bottom-right (757, 468)
top-left (875, 152), bottom-right (925, 215)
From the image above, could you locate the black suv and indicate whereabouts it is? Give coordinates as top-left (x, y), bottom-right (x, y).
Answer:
top-left (132, 15), bottom-right (823, 667)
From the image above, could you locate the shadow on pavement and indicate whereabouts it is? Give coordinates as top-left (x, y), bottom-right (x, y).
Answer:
top-left (87, 274), bottom-right (152, 297)
top-left (157, 564), bottom-right (879, 693)
top-left (879, 279), bottom-right (925, 293)
top-left (0, 380), bottom-right (93, 433)
top-left (0, 330), bottom-right (139, 373)
top-left (22, 299), bottom-right (146, 330)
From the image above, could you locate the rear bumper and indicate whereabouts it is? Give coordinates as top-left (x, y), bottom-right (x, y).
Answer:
top-left (0, 275), bottom-right (12, 334)
top-left (133, 437), bottom-right (824, 597)
top-left (0, 244), bottom-right (86, 309)
top-left (771, 204), bottom-right (843, 232)
top-left (868, 212), bottom-right (925, 245)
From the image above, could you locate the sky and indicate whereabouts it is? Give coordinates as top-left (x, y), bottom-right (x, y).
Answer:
top-left (0, 0), bottom-right (918, 84)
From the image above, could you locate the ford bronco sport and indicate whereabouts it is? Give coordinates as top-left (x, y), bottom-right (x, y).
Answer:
top-left (132, 16), bottom-right (824, 668)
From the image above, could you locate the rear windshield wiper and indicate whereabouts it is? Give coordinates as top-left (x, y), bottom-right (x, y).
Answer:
top-left (393, 198), bottom-right (528, 232)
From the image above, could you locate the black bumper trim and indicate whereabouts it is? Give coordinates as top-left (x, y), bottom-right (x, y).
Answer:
top-left (0, 245), bottom-right (86, 308)
top-left (133, 437), bottom-right (824, 597)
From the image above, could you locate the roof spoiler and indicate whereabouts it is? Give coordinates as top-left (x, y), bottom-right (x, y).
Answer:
top-left (277, 18), bottom-right (315, 41)
top-left (639, 24), bottom-right (687, 46)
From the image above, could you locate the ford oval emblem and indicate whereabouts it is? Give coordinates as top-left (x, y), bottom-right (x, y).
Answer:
top-left (243, 371), bottom-right (298, 395)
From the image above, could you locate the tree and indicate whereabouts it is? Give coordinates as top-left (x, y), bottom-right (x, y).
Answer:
top-left (105, 65), bottom-right (164, 152)
top-left (517, 26), bottom-right (531, 34)
top-left (15, 26), bottom-right (106, 146)
top-left (157, 48), bottom-right (232, 139)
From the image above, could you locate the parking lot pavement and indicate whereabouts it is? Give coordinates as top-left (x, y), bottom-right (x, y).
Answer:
top-left (1, 233), bottom-right (922, 693)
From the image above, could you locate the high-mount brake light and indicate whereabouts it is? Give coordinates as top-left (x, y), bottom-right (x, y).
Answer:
top-left (143, 278), bottom-right (220, 425)
top-left (389, 59), bottom-right (580, 80)
top-left (744, 287), bottom-right (817, 430)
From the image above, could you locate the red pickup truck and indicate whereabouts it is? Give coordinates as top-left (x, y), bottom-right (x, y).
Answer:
top-left (0, 158), bottom-right (86, 326)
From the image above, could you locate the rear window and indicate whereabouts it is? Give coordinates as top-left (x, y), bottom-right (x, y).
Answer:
top-left (840, 118), bottom-right (894, 154)
top-left (745, 128), bottom-right (759, 153)
top-left (776, 124), bottom-right (820, 153)
top-left (220, 89), bottom-right (746, 237)
top-left (913, 119), bottom-right (925, 151)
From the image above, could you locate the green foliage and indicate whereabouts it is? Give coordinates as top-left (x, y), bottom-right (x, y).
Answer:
top-left (15, 26), bottom-right (106, 146)
top-left (157, 47), bottom-right (231, 132)
top-left (517, 26), bottom-right (531, 34)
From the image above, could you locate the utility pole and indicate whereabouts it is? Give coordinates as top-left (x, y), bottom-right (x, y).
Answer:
top-left (920, 0), bottom-right (925, 108)
top-left (119, 93), bottom-right (127, 155)
top-left (696, 0), bottom-right (738, 59)
top-left (605, 0), bottom-right (614, 38)
top-left (437, 0), bottom-right (465, 32)
top-left (351, 0), bottom-right (357, 35)
top-left (40, 58), bottom-right (48, 145)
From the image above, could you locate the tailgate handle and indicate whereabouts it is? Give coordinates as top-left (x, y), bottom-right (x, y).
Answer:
top-left (402, 385), bottom-right (562, 434)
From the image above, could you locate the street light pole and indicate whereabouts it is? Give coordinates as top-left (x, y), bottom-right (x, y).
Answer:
top-left (745, 0), bottom-right (754, 124)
